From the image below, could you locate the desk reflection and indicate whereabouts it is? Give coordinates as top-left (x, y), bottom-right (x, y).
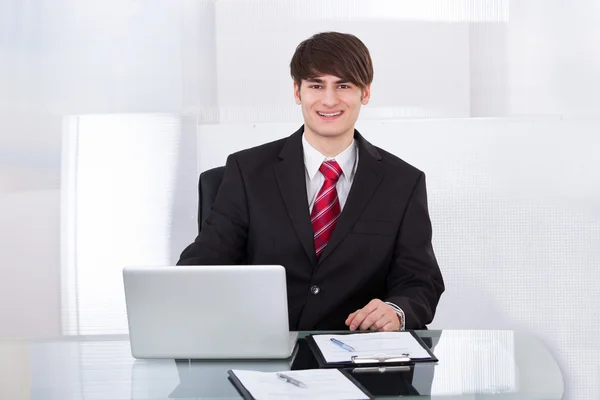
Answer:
top-left (131, 350), bottom-right (295, 398)
top-left (131, 337), bottom-right (437, 398)
top-left (17, 330), bottom-right (561, 399)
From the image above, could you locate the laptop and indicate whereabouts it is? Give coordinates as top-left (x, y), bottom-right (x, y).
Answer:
top-left (123, 265), bottom-right (298, 359)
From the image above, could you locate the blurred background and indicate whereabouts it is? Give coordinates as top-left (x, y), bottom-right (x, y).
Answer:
top-left (1, 0), bottom-right (599, 399)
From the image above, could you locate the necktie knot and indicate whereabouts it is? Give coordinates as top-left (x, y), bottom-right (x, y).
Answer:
top-left (319, 160), bottom-right (342, 182)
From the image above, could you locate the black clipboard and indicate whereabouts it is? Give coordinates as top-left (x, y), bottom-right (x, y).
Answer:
top-left (227, 369), bottom-right (374, 399)
top-left (343, 365), bottom-right (421, 397)
top-left (305, 331), bottom-right (438, 368)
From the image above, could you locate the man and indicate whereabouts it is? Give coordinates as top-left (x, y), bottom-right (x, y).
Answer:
top-left (178, 32), bottom-right (444, 332)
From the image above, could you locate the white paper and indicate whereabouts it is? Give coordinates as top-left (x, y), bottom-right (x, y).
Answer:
top-left (230, 368), bottom-right (369, 400)
top-left (312, 332), bottom-right (432, 363)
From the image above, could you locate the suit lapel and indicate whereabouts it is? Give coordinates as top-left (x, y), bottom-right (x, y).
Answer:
top-left (317, 131), bottom-right (385, 264)
top-left (274, 127), bottom-right (318, 265)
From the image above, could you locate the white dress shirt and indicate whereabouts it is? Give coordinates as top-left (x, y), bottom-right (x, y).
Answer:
top-left (301, 134), bottom-right (406, 330)
top-left (303, 134), bottom-right (357, 213)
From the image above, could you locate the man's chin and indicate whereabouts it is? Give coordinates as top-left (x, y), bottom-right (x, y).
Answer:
top-left (311, 127), bottom-right (349, 139)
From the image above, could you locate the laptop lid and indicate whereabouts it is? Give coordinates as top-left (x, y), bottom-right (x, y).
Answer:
top-left (123, 265), bottom-right (297, 359)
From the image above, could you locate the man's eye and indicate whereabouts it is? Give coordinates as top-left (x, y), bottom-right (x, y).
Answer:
top-left (339, 85), bottom-right (350, 89)
top-left (310, 85), bottom-right (322, 89)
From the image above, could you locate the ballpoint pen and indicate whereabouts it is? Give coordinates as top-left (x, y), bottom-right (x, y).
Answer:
top-left (330, 337), bottom-right (356, 352)
top-left (276, 372), bottom-right (307, 388)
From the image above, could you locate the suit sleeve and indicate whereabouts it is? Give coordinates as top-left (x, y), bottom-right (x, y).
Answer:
top-left (385, 172), bottom-right (445, 329)
top-left (177, 154), bottom-right (249, 265)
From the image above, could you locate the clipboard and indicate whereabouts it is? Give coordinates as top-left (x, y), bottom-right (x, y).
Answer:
top-left (227, 371), bottom-right (259, 400)
top-left (227, 369), bottom-right (374, 400)
top-left (305, 331), bottom-right (438, 368)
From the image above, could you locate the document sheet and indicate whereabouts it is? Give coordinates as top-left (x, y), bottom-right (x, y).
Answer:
top-left (312, 332), bottom-right (432, 363)
top-left (230, 368), bottom-right (369, 400)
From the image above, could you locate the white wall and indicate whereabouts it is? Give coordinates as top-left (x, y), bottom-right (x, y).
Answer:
top-left (1, 0), bottom-right (599, 399)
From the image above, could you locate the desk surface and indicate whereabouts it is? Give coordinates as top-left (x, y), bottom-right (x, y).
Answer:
top-left (0, 330), bottom-right (563, 399)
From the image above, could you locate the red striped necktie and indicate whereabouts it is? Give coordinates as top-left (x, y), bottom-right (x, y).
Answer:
top-left (311, 160), bottom-right (343, 259)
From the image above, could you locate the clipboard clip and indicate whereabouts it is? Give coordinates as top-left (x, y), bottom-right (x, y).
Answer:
top-left (351, 353), bottom-right (412, 364)
top-left (351, 365), bottom-right (412, 373)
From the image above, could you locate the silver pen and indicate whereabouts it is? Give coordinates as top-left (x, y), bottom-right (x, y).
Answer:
top-left (330, 337), bottom-right (356, 352)
top-left (276, 372), bottom-right (307, 388)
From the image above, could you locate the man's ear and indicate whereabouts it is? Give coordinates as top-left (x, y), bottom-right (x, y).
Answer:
top-left (293, 81), bottom-right (301, 104)
top-left (361, 84), bottom-right (371, 105)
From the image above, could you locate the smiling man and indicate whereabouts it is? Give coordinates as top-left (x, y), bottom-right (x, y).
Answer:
top-left (178, 32), bottom-right (445, 331)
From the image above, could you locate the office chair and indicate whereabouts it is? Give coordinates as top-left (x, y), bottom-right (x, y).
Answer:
top-left (197, 166), bottom-right (225, 233)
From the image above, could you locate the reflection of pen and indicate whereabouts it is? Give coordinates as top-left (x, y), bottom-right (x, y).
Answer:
top-left (276, 373), bottom-right (307, 388)
top-left (330, 337), bottom-right (356, 352)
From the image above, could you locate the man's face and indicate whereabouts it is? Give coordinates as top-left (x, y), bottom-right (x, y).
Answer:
top-left (294, 74), bottom-right (370, 140)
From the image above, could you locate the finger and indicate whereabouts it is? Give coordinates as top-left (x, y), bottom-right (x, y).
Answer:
top-left (365, 298), bottom-right (383, 313)
top-left (349, 308), bottom-right (373, 331)
top-left (345, 310), bottom-right (360, 326)
top-left (346, 309), bottom-right (361, 325)
top-left (380, 319), bottom-right (397, 332)
top-left (379, 309), bottom-right (401, 331)
top-left (372, 314), bottom-right (392, 331)
top-left (350, 300), bottom-right (382, 330)
top-left (359, 308), bottom-right (387, 331)
top-left (349, 311), bottom-right (366, 331)
top-left (362, 305), bottom-right (399, 332)
top-left (360, 308), bottom-right (387, 331)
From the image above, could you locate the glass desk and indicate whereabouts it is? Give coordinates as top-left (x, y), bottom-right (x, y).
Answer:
top-left (0, 330), bottom-right (563, 399)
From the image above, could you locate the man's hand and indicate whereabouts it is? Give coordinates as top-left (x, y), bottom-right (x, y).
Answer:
top-left (345, 299), bottom-right (401, 332)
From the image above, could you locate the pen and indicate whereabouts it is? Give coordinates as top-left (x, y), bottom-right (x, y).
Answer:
top-left (276, 373), bottom-right (307, 388)
top-left (330, 337), bottom-right (356, 352)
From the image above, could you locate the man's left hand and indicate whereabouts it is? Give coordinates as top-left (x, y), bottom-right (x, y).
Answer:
top-left (345, 299), bottom-right (401, 332)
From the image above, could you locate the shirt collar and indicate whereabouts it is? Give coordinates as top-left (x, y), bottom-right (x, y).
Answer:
top-left (302, 134), bottom-right (357, 180)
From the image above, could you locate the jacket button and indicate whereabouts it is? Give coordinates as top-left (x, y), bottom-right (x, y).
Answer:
top-left (310, 285), bottom-right (320, 295)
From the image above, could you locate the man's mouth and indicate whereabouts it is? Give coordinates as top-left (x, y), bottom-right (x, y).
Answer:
top-left (317, 111), bottom-right (343, 120)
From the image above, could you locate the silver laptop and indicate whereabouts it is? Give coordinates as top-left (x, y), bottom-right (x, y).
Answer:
top-left (123, 265), bottom-right (298, 359)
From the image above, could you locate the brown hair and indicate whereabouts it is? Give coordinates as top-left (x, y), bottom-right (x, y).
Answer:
top-left (290, 32), bottom-right (374, 90)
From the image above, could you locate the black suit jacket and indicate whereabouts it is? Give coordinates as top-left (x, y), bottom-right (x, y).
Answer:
top-left (178, 126), bottom-right (444, 330)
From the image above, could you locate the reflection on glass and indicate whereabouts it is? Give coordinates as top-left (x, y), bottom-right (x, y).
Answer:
top-left (61, 114), bottom-right (181, 335)
top-left (431, 330), bottom-right (516, 395)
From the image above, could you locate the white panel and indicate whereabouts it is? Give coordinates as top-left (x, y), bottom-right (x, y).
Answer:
top-left (0, 113), bottom-right (62, 338)
top-left (0, 342), bottom-right (29, 399)
top-left (0, 0), bottom-right (187, 114)
top-left (211, 0), bottom-right (472, 122)
top-left (197, 117), bottom-right (600, 400)
top-left (62, 114), bottom-right (182, 335)
top-left (509, 0), bottom-right (600, 117)
top-left (204, 0), bottom-right (600, 122)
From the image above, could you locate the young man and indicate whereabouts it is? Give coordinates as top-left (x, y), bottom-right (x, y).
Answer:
top-left (178, 32), bottom-right (444, 331)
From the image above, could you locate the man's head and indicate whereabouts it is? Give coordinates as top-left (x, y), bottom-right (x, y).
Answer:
top-left (290, 32), bottom-right (373, 143)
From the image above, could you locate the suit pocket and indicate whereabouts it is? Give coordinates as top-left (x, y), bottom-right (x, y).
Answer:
top-left (351, 220), bottom-right (397, 236)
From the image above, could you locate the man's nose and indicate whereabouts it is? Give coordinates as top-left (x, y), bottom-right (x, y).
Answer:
top-left (321, 87), bottom-right (339, 107)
